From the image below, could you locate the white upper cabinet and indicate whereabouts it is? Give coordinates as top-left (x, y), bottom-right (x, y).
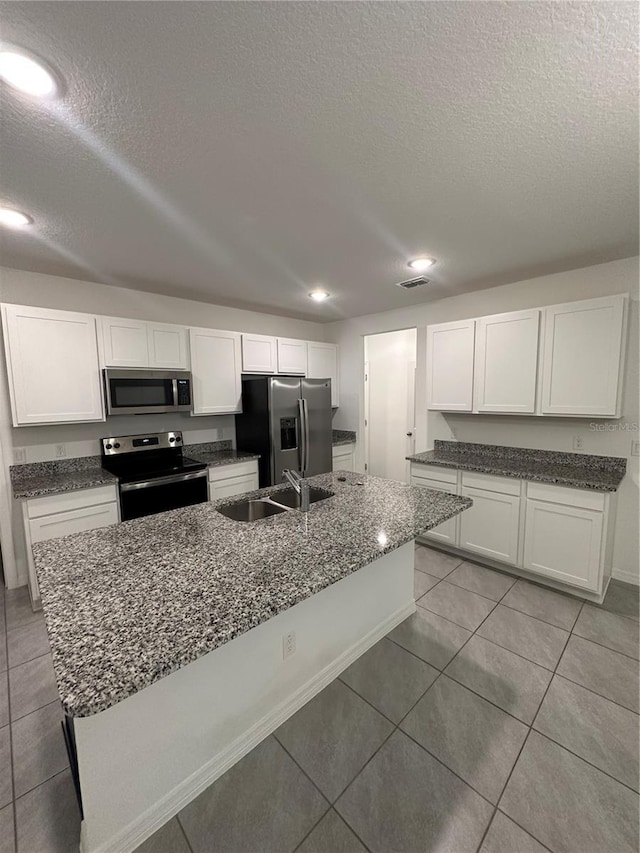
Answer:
top-left (190, 328), bottom-right (242, 415)
top-left (147, 323), bottom-right (188, 369)
top-left (426, 319), bottom-right (475, 411)
top-left (474, 309), bottom-right (540, 413)
top-left (427, 295), bottom-right (627, 417)
top-left (307, 342), bottom-right (339, 407)
top-left (2, 304), bottom-right (105, 426)
top-left (241, 334), bottom-right (277, 373)
top-left (101, 317), bottom-right (149, 367)
top-left (540, 295), bottom-right (627, 417)
top-left (101, 317), bottom-right (188, 369)
top-left (277, 338), bottom-right (307, 375)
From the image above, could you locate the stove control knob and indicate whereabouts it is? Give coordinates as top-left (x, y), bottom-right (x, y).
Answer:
top-left (105, 443), bottom-right (113, 450)
top-left (169, 436), bottom-right (176, 443)
top-left (113, 442), bottom-right (121, 449)
top-left (175, 435), bottom-right (182, 442)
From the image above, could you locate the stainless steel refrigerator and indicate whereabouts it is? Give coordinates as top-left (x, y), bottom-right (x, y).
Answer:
top-left (236, 376), bottom-right (332, 487)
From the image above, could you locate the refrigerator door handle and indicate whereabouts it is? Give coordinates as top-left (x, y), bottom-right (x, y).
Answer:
top-left (298, 397), bottom-right (310, 474)
top-left (297, 398), bottom-right (305, 474)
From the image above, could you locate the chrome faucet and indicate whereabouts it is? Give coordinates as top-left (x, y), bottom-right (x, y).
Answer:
top-left (282, 469), bottom-right (310, 513)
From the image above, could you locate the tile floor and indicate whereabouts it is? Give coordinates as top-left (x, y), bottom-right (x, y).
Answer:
top-left (1, 547), bottom-right (638, 852)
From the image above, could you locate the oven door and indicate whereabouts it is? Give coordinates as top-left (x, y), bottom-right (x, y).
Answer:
top-left (119, 470), bottom-right (208, 521)
top-left (104, 369), bottom-right (191, 415)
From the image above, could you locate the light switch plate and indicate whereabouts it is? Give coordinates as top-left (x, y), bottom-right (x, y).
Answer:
top-left (632, 440), bottom-right (640, 457)
top-left (13, 447), bottom-right (26, 464)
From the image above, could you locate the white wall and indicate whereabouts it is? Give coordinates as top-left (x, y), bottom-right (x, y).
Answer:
top-left (0, 266), bottom-right (327, 588)
top-left (326, 257), bottom-right (640, 584)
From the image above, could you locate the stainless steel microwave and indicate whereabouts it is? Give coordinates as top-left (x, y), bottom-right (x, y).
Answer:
top-left (103, 369), bottom-right (192, 416)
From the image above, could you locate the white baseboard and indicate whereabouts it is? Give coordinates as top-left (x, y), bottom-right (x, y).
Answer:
top-left (81, 599), bottom-right (415, 853)
top-left (611, 567), bottom-right (640, 586)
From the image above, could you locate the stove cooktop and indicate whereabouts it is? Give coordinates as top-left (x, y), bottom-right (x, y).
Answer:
top-left (100, 431), bottom-right (207, 484)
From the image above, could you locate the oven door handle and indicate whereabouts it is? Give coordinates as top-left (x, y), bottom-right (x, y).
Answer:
top-left (120, 469), bottom-right (208, 492)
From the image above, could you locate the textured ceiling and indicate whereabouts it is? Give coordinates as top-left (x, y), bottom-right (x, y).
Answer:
top-left (0, 1), bottom-right (637, 321)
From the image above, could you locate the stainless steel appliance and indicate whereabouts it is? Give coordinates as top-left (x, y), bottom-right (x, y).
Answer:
top-left (235, 376), bottom-right (332, 487)
top-left (103, 369), bottom-right (192, 416)
top-left (101, 430), bottom-right (207, 520)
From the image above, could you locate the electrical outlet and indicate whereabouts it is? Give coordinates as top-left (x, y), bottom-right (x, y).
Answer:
top-left (55, 443), bottom-right (67, 458)
top-left (282, 631), bottom-right (296, 660)
top-left (13, 447), bottom-right (26, 464)
top-left (632, 440), bottom-right (640, 457)
top-left (572, 436), bottom-right (584, 451)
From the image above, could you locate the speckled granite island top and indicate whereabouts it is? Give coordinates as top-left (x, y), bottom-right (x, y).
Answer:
top-left (32, 471), bottom-right (471, 718)
top-left (407, 440), bottom-right (626, 492)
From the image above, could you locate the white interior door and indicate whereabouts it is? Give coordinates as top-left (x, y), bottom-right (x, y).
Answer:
top-left (364, 329), bottom-right (417, 483)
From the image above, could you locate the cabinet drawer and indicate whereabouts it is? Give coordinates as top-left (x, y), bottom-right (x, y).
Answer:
top-left (27, 485), bottom-right (118, 519)
top-left (210, 473), bottom-right (259, 501)
top-left (29, 502), bottom-right (118, 543)
top-left (461, 471), bottom-right (520, 496)
top-left (411, 464), bottom-right (457, 485)
top-left (526, 481), bottom-right (605, 511)
top-left (208, 460), bottom-right (259, 483)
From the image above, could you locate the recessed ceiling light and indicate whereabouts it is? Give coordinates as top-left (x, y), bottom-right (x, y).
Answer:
top-left (407, 257), bottom-right (436, 271)
top-left (0, 47), bottom-right (58, 97)
top-left (0, 207), bottom-right (33, 229)
top-left (309, 289), bottom-right (330, 302)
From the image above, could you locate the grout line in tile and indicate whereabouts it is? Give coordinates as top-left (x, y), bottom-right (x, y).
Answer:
top-left (484, 613), bottom-right (577, 853)
top-left (498, 600), bottom-right (577, 634)
top-left (493, 809), bottom-right (555, 853)
top-left (569, 628), bottom-right (640, 663)
top-left (440, 573), bottom-right (517, 605)
top-left (2, 585), bottom-right (18, 853)
top-left (175, 813), bottom-right (195, 853)
top-left (8, 659), bottom-right (59, 725)
top-left (415, 599), bottom-right (496, 634)
top-left (540, 669), bottom-right (639, 717)
top-left (270, 729), bottom-right (330, 802)
top-left (530, 706), bottom-right (640, 795)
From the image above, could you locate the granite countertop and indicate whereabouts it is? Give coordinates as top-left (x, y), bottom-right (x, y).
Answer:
top-left (32, 471), bottom-right (471, 718)
top-left (407, 441), bottom-right (626, 492)
top-left (183, 440), bottom-right (260, 467)
top-left (332, 429), bottom-right (357, 447)
top-left (10, 458), bottom-right (118, 500)
top-left (11, 442), bottom-right (259, 500)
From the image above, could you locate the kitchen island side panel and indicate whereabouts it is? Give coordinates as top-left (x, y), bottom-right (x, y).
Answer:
top-left (75, 542), bottom-right (414, 853)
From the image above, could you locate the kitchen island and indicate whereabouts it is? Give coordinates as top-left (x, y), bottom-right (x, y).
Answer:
top-left (32, 471), bottom-right (471, 853)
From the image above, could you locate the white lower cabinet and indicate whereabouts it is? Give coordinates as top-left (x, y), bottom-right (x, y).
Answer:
top-left (410, 462), bottom-right (615, 601)
top-left (459, 484), bottom-right (521, 564)
top-left (208, 460), bottom-right (259, 501)
top-left (332, 444), bottom-right (355, 472)
top-left (23, 485), bottom-right (119, 606)
top-left (410, 466), bottom-right (459, 545)
top-left (523, 482), bottom-right (606, 592)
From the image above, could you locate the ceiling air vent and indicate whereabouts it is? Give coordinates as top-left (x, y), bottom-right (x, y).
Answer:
top-left (395, 275), bottom-right (430, 290)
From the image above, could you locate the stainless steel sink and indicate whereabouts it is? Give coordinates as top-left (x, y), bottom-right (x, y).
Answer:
top-left (217, 500), bottom-right (288, 522)
top-left (269, 487), bottom-right (334, 509)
